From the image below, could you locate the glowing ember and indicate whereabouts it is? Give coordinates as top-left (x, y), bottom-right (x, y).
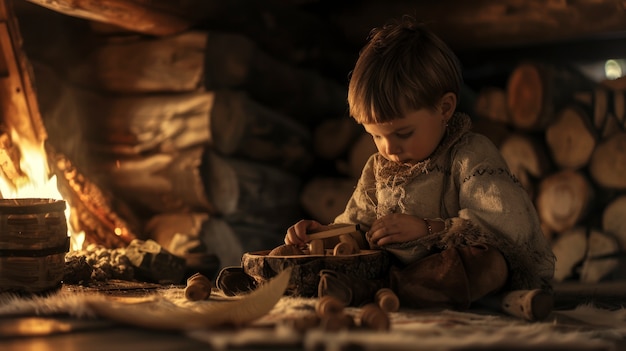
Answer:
top-left (0, 134), bottom-right (84, 251)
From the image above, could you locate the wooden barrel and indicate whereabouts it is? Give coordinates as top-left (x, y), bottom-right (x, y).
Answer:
top-left (0, 198), bottom-right (69, 294)
top-left (242, 249), bottom-right (390, 297)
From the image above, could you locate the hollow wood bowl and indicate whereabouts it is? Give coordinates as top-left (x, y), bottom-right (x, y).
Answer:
top-left (241, 249), bottom-right (390, 297)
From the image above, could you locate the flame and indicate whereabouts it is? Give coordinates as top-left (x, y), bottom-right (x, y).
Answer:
top-left (0, 131), bottom-right (84, 250)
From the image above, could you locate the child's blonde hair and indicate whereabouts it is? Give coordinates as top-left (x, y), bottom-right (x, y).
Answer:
top-left (348, 15), bottom-right (463, 124)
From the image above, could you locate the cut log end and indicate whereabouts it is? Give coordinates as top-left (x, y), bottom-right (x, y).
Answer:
top-left (602, 195), bottom-right (626, 250)
top-left (507, 63), bottom-right (544, 129)
top-left (590, 132), bottom-right (626, 189)
top-left (545, 105), bottom-right (596, 170)
top-left (536, 170), bottom-right (592, 233)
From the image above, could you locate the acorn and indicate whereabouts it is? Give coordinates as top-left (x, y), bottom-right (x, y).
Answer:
top-left (184, 272), bottom-right (212, 301)
top-left (359, 303), bottom-right (390, 331)
top-left (375, 288), bottom-right (400, 313)
top-left (316, 295), bottom-right (346, 318)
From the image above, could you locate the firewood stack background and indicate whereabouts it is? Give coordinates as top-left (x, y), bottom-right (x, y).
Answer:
top-left (1, 0), bottom-right (626, 283)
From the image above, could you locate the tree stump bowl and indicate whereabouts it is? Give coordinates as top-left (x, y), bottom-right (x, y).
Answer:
top-left (241, 249), bottom-right (390, 297)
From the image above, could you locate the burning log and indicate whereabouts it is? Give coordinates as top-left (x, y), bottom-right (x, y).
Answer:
top-left (0, 132), bottom-right (28, 190)
top-left (49, 148), bottom-right (141, 248)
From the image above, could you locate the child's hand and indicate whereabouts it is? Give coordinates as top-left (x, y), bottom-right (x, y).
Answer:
top-left (284, 219), bottom-right (328, 247)
top-left (368, 214), bottom-right (428, 246)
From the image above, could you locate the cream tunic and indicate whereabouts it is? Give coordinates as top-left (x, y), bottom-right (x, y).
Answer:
top-left (333, 113), bottom-right (555, 290)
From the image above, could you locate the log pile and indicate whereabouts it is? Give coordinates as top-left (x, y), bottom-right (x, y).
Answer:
top-left (14, 4), bottom-right (349, 271)
top-left (475, 62), bottom-right (626, 284)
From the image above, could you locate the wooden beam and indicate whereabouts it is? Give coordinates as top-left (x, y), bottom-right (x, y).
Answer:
top-left (0, 0), bottom-right (46, 146)
top-left (20, 0), bottom-right (626, 54)
top-left (25, 0), bottom-right (192, 36)
top-left (332, 0), bottom-right (626, 51)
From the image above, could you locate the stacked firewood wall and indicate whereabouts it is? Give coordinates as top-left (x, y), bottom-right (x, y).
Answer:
top-left (481, 62), bottom-right (626, 284)
top-left (20, 11), bottom-right (348, 270)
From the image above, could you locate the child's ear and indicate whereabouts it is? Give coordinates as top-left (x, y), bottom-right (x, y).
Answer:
top-left (439, 92), bottom-right (457, 119)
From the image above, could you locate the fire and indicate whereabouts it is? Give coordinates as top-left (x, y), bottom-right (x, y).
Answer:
top-left (0, 132), bottom-right (84, 251)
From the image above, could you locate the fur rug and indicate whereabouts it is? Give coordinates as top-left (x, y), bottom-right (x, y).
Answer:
top-left (184, 299), bottom-right (625, 351)
top-left (1, 283), bottom-right (625, 350)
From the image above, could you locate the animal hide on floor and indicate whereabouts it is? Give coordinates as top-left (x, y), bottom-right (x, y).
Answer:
top-left (0, 268), bottom-right (292, 330)
top-left (0, 280), bottom-right (624, 350)
top-left (187, 298), bottom-right (626, 350)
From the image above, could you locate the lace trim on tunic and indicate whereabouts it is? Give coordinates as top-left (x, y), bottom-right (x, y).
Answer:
top-left (375, 112), bottom-right (472, 187)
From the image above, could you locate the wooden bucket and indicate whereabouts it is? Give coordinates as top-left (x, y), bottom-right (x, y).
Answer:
top-left (242, 249), bottom-right (390, 297)
top-left (0, 198), bottom-right (69, 294)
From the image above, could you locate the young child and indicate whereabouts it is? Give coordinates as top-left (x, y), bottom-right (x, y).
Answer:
top-left (285, 15), bottom-right (555, 311)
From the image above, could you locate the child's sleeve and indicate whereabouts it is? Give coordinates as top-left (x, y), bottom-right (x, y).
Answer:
top-left (444, 134), bottom-right (556, 290)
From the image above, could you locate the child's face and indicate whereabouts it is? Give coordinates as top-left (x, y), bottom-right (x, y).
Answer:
top-left (363, 106), bottom-right (450, 165)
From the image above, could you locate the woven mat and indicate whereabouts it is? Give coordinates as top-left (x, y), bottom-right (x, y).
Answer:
top-left (1, 285), bottom-right (625, 351)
